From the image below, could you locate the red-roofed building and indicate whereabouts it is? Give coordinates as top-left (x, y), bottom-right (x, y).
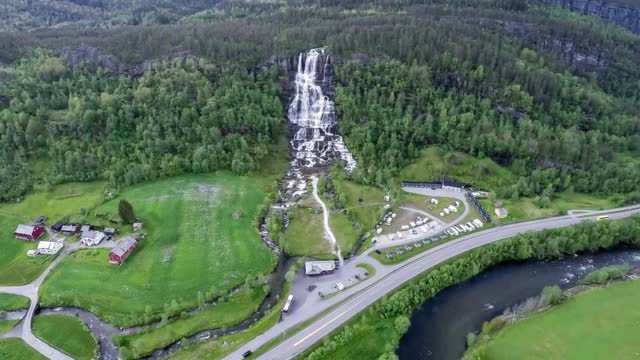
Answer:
top-left (109, 236), bottom-right (138, 265)
top-left (14, 224), bottom-right (46, 241)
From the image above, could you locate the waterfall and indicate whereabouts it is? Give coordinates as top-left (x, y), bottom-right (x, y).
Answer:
top-left (285, 48), bottom-right (356, 199)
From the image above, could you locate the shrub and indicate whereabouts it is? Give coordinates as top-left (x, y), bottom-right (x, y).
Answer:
top-left (541, 285), bottom-right (563, 306)
top-left (578, 264), bottom-right (630, 285)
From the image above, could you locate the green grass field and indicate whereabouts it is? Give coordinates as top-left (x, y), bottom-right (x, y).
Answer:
top-left (481, 279), bottom-right (640, 360)
top-left (479, 192), bottom-right (618, 225)
top-left (116, 285), bottom-right (268, 357)
top-left (280, 205), bottom-right (332, 258)
top-left (0, 338), bottom-right (47, 360)
top-left (0, 320), bottom-right (19, 335)
top-left (0, 182), bottom-right (105, 285)
top-left (0, 294), bottom-right (29, 311)
top-left (40, 173), bottom-right (278, 327)
top-left (32, 314), bottom-right (97, 360)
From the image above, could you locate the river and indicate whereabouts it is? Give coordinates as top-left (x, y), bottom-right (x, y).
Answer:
top-left (396, 248), bottom-right (640, 360)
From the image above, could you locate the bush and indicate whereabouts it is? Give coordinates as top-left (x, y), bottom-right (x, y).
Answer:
top-left (577, 264), bottom-right (630, 285)
top-left (541, 285), bottom-right (563, 306)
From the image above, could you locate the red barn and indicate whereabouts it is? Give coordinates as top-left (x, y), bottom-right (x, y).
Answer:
top-left (109, 236), bottom-right (138, 265)
top-left (14, 224), bottom-right (46, 241)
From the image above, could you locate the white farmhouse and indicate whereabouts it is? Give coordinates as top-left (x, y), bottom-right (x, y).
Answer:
top-left (38, 241), bottom-right (63, 255)
top-left (81, 230), bottom-right (106, 246)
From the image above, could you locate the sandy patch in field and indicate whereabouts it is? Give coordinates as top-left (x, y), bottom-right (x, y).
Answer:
top-left (161, 245), bottom-right (176, 263)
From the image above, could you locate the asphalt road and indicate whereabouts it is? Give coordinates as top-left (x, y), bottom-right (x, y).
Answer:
top-left (223, 205), bottom-right (640, 360)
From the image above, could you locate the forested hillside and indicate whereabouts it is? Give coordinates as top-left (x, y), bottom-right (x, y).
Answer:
top-left (0, 52), bottom-right (283, 200)
top-left (0, 0), bottom-right (639, 202)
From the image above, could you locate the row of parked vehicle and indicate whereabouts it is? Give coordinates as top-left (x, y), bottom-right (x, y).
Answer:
top-left (385, 232), bottom-right (449, 259)
top-left (384, 218), bottom-right (485, 259)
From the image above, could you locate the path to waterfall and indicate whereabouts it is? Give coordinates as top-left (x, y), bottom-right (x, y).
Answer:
top-left (311, 176), bottom-right (344, 266)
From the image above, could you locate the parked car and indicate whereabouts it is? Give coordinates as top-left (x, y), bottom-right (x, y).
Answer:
top-left (414, 241), bottom-right (422, 248)
top-left (431, 235), bottom-right (439, 241)
top-left (439, 233), bottom-right (448, 239)
top-left (404, 244), bottom-right (413, 251)
top-left (386, 252), bottom-right (394, 259)
top-left (396, 248), bottom-right (404, 255)
top-left (422, 238), bottom-right (430, 245)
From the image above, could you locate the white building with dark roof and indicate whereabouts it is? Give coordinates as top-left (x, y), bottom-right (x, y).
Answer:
top-left (305, 261), bottom-right (337, 276)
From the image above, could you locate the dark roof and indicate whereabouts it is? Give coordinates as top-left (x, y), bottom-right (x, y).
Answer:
top-left (442, 179), bottom-right (464, 188)
top-left (111, 236), bottom-right (137, 257)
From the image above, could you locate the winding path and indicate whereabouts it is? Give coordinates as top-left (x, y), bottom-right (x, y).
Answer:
top-left (224, 204), bottom-right (640, 360)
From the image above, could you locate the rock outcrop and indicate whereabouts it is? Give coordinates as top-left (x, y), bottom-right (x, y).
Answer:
top-left (537, 0), bottom-right (640, 34)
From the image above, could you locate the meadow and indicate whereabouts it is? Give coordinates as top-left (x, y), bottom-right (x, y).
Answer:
top-left (40, 173), bottom-right (278, 327)
top-left (115, 286), bottom-right (269, 358)
top-left (0, 294), bottom-right (30, 311)
top-left (0, 182), bottom-right (105, 285)
top-left (280, 205), bottom-right (332, 258)
top-left (0, 338), bottom-right (47, 360)
top-left (33, 314), bottom-right (97, 360)
top-left (480, 279), bottom-right (640, 360)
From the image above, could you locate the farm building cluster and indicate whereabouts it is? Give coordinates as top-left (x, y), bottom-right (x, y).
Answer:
top-left (11, 215), bottom-right (143, 265)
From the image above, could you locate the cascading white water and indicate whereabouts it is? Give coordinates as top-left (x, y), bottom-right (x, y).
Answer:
top-left (285, 48), bottom-right (356, 198)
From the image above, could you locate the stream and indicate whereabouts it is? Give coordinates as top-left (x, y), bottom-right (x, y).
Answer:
top-left (37, 253), bottom-right (298, 360)
top-left (396, 248), bottom-right (640, 360)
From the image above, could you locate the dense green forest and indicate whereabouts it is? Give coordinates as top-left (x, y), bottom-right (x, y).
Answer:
top-left (0, 0), bottom-right (639, 201)
top-left (0, 52), bottom-right (283, 200)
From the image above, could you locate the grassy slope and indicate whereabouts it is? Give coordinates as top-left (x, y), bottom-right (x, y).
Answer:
top-left (328, 178), bottom-right (387, 255)
top-left (0, 182), bottom-right (105, 285)
top-left (33, 314), bottom-right (97, 360)
top-left (0, 338), bottom-right (48, 360)
top-left (0, 320), bottom-right (19, 335)
top-left (482, 280), bottom-right (640, 360)
top-left (0, 294), bottom-right (29, 311)
top-left (280, 205), bottom-right (332, 258)
top-left (118, 286), bottom-right (269, 357)
top-left (40, 173), bottom-right (277, 327)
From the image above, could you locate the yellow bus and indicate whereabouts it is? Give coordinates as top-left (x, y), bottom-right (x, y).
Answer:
top-left (596, 215), bottom-right (609, 221)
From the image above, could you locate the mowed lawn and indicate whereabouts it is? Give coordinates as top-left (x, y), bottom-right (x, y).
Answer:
top-left (483, 280), bottom-right (640, 360)
top-left (0, 182), bottom-right (105, 285)
top-left (0, 293), bottom-right (30, 311)
top-left (40, 174), bottom-right (277, 327)
top-left (33, 314), bottom-right (97, 360)
top-left (0, 338), bottom-right (47, 360)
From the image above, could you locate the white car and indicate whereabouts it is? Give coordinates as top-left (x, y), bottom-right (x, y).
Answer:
top-left (397, 231), bottom-right (403, 239)
top-left (420, 226), bottom-right (428, 233)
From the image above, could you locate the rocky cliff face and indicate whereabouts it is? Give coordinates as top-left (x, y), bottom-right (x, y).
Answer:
top-left (538, 0), bottom-right (640, 33)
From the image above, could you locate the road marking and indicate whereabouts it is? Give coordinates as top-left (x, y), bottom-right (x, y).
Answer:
top-left (294, 308), bottom-right (351, 346)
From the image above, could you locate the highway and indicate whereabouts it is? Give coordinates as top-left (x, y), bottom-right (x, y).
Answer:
top-left (223, 205), bottom-right (640, 360)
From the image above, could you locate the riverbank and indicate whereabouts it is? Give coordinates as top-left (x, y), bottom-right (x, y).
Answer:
top-left (466, 272), bottom-right (640, 360)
